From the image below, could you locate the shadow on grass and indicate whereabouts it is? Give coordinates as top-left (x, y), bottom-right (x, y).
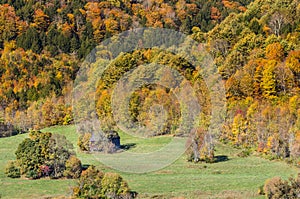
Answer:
top-left (214, 155), bottom-right (229, 163)
top-left (120, 143), bottom-right (136, 150)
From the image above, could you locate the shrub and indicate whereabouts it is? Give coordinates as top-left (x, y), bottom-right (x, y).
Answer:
top-left (258, 185), bottom-right (264, 195)
top-left (5, 161), bottom-right (20, 178)
top-left (101, 172), bottom-right (132, 199)
top-left (47, 134), bottom-right (74, 179)
top-left (78, 133), bottom-right (91, 151)
top-left (237, 150), bottom-right (251, 157)
top-left (263, 175), bottom-right (300, 199)
top-left (73, 166), bottom-right (134, 199)
top-left (63, 155), bottom-right (82, 179)
top-left (289, 174), bottom-right (300, 198)
top-left (73, 166), bottom-right (104, 198)
top-left (15, 131), bottom-right (52, 176)
top-left (8, 130), bottom-right (78, 180)
top-left (25, 170), bottom-right (39, 180)
top-left (263, 177), bottom-right (289, 198)
top-left (40, 165), bottom-right (50, 176)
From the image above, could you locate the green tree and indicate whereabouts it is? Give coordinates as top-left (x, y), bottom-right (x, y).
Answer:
top-left (15, 130), bottom-right (52, 177)
top-left (12, 130), bottom-right (77, 179)
top-left (16, 27), bottom-right (42, 53)
top-left (249, 18), bottom-right (262, 34)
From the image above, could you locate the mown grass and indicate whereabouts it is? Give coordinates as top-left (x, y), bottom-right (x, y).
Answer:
top-left (0, 125), bottom-right (299, 199)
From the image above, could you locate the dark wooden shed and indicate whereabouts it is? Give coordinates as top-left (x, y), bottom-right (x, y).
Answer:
top-left (106, 130), bottom-right (121, 149)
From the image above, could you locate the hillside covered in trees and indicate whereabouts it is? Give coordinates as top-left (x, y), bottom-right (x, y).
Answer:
top-left (0, 0), bottom-right (253, 133)
top-left (206, 0), bottom-right (300, 162)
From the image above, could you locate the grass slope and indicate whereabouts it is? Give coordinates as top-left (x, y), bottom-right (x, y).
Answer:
top-left (0, 125), bottom-right (299, 199)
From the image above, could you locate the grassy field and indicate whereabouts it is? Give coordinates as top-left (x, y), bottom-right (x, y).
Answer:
top-left (0, 125), bottom-right (299, 198)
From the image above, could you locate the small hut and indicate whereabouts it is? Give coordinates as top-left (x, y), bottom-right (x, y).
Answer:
top-left (89, 130), bottom-right (120, 152)
top-left (89, 132), bottom-right (100, 152)
top-left (106, 130), bottom-right (121, 149)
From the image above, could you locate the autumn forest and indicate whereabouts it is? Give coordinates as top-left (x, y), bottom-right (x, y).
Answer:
top-left (0, 0), bottom-right (300, 198)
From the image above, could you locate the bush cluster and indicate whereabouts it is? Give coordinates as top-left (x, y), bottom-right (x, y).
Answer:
top-left (262, 174), bottom-right (300, 199)
top-left (5, 130), bottom-right (82, 179)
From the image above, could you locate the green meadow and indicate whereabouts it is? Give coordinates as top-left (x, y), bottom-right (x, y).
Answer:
top-left (0, 125), bottom-right (298, 199)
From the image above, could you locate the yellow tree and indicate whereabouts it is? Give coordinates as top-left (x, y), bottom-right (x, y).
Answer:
top-left (0, 4), bottom-right (23, 44)
top-left (265, 42), bottom-right (284, 61)
top-left (232, 113), bottom-right (246, 146)
top-left (261, 60), bottom-right (277, 99)
top-left (286, 50), bottom-right (300, 85)
top-left (33, 9), bottom-right (50, 31)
